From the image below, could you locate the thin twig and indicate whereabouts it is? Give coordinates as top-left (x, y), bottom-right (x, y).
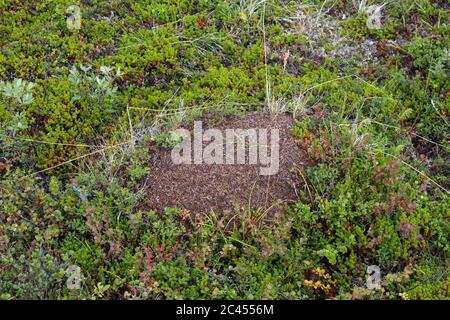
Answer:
top-left (20, 142), bottom-right (130, 180)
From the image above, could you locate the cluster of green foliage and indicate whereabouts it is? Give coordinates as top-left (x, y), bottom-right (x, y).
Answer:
top-left (0, 0), bottom-right (448, 299)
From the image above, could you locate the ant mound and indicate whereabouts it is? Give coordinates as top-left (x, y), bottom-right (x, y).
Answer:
top-left (145, 112), bottom-right (305, 214)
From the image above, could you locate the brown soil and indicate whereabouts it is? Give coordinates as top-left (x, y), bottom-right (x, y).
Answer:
top-left (144, 112), bottom-right (305, 214)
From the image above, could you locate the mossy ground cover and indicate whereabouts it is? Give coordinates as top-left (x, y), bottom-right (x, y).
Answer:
top-left (0, 0), bottom-right (448, 299)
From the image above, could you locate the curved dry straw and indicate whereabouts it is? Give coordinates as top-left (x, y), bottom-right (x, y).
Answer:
top-left (18, 142), bottom-right (131, 180)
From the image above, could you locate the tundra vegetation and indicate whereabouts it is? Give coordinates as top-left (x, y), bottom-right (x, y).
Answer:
top-left (0, 0), bottom-right (449, 299)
